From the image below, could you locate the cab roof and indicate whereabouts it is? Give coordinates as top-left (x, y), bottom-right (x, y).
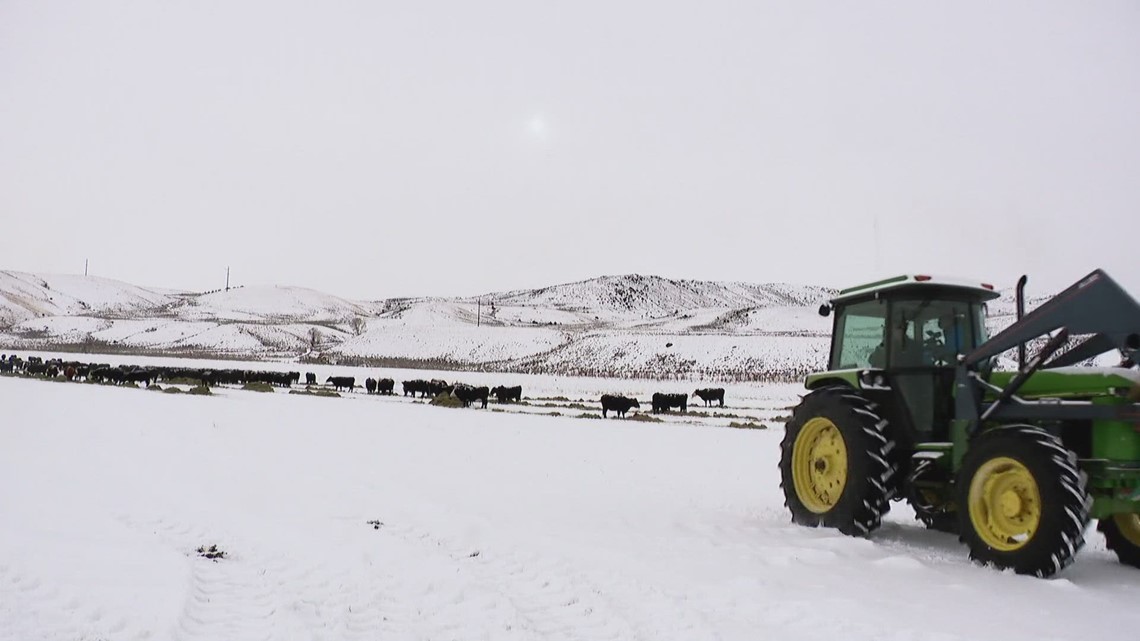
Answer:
top-left (831, 274), bottom-right (1002, 304)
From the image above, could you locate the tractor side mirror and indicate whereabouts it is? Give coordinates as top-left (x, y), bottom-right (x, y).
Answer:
top-left (818, 303), bottom-right (832, 317)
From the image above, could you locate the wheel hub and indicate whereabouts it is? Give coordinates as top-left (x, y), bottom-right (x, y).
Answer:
top-left (1113, 513), bottom-right (1140, 547)
top-left (968, 457), bottom-right (1041, 551)
top-left (792, 417), bottom-right (848, 514)
top-left (999, 489), bottom-right (1023, 518)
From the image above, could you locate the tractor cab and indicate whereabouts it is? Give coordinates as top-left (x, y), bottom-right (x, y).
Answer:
top-left (818, 274), bottom-right (1000, 443)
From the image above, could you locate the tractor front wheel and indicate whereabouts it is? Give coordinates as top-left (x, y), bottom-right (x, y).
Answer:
top-left (779, 386), bottom-right (895, 536)
top-left (1098, 514), bottom-right (1140, 569)
top-left (956, 425), bottom-right (1090, 577)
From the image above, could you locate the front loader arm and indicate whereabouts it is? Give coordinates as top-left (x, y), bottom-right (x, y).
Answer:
top-left (1045, 333), bottom-right (1119, 368)
top-left (964, 269), bottom-right (1140, 369)
top-left (953, 269), bottom-right (1140, 443)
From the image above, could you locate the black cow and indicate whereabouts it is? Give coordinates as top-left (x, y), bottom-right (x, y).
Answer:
top-left (403, 379), bottom-right (429, 397)
top-left (693, 388), bottom-right (725, 407)
top-left (123, 368), bottom-right (156, 387)
top-left (651, 392), bottom-right (687, 414)
top-left (365, 378), bottom-right (378, 394)
top-left (490, 385), bottom-right (522, 403)
top-left (327, 376), bottom-right (355, 392)
top-left (452, 384), bottom-right (490, 408)
top-left (427, 379), bottom-right (451, 397)
top-left (600, 394), bottom-right (640, 418)
top-left (377, 378), bottom-right (395, 395)
top-left (305, 372), bottom-right (317, 386)
top-left (249, 370), bottom-right (293, 387)
top-left (90, 366), bottom-right (117, 384)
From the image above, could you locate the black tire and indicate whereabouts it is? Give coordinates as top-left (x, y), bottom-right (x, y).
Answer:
top-left (955, 425), bottom-right (1090, 578)
top-left (1097, 515), bottom-right (1140, 569)
top-left (779, 386), bottom-right (895, 536)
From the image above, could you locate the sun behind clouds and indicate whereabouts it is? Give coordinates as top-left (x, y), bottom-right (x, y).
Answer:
top-left (527, 114), bottom-right (550, 142)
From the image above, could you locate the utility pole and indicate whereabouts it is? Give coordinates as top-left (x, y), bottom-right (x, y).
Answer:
top-left (477, 297), bottom-right (481, 327)
top-left (84, 259), bottom-right (88, 276)
top-left (225, 267), bottom-right (230, 292)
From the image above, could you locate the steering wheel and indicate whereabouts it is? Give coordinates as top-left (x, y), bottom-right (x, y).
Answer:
top-left (923, 335), bottom-right (954, 367)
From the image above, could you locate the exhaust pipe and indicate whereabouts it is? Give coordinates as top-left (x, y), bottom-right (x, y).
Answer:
top-left (1016, 275), bottom-right (1028, 372)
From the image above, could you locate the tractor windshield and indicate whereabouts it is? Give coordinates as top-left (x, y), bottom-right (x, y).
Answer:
top-left (828, 295), bottom-right (989, 371)
top-left (889, 299), bottom-right (979, 368)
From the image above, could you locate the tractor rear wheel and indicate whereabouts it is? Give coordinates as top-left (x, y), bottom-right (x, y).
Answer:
top-left (779, 386), bottom-right (895, 536)
top-left (1097, 514), bottom-right (1140, 568)
top-left (956, 425), bottom-right (1090, 577)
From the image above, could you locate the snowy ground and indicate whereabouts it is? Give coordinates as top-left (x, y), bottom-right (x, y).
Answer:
top-left (3, 358), bottom-right (1140, 641)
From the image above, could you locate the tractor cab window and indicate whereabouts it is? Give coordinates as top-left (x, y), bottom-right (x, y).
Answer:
top-left (889, 299), bottom-right (976, 368)
top-left (974, 303), bottom-right (989, 344)
top-left (830, 299), bottom-right (888, 369)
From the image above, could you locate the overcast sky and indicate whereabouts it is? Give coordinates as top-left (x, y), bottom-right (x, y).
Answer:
top-left (2, 1), bottom-right (1137, 301)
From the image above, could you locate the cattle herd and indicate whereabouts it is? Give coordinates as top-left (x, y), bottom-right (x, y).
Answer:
top-left (603, 387), bottom-right (725, 417)
top-left (1, 354), bottom-right (728, 419)
top-left (1, 353), bottom-right (304, 388)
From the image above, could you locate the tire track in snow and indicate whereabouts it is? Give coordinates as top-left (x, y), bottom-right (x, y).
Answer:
top-left (118, 511), bottom-right (724, 640)
top-left (378, 520), bottom-right (622, 641)
top-left (0, 559), bottom-right (139, 641)
top-left (118, 514), bottom-right (300, 641)
top-left (374, 519), bottom-right (722, 641)
top-left (174, 558), bottom-right (282, 641)
top-left (119, 514), bottom-right (417, 641)
top-left (261, 557), bottom-right (415, 641)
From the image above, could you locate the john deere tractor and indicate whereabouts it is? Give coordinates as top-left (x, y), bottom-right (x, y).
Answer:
top-left (779, 269), bottom-right (1140, 577)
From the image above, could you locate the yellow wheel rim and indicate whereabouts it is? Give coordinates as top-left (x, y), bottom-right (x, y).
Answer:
top-left (1113, 513), bottom-right (1140, 547)
top-left (967, 456), bottom-right (1041, 551)
top-left (791, 417), bottom-right (848, 513)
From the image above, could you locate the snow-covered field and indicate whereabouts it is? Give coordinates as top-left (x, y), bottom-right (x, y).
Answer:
top-left (3, 360), bottom-right (1140, 641)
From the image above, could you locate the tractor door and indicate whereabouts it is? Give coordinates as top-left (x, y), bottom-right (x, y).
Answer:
top-left (828, 298), bottom-right (888, 370)
top-left (886, 299), bottom-right (978, 442)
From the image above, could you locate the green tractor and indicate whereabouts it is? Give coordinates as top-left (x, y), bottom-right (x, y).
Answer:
top-left (780, 269), bottom-right (1140, 577)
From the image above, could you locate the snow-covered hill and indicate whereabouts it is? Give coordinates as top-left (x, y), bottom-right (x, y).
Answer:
top-left (0, 271), bottom-right (178, 327)
top-left (472, 274), bottom-right (833, 324)
top-left (171, 286), bottom-right (377, 323)
top-left (0, 269), bottom-right (1113, 380)
top-left (0, 271), bottom-right (839, 379)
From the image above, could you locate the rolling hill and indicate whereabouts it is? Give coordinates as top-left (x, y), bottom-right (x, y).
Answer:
top-left (0, 269), bottom-right (1104, 380)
